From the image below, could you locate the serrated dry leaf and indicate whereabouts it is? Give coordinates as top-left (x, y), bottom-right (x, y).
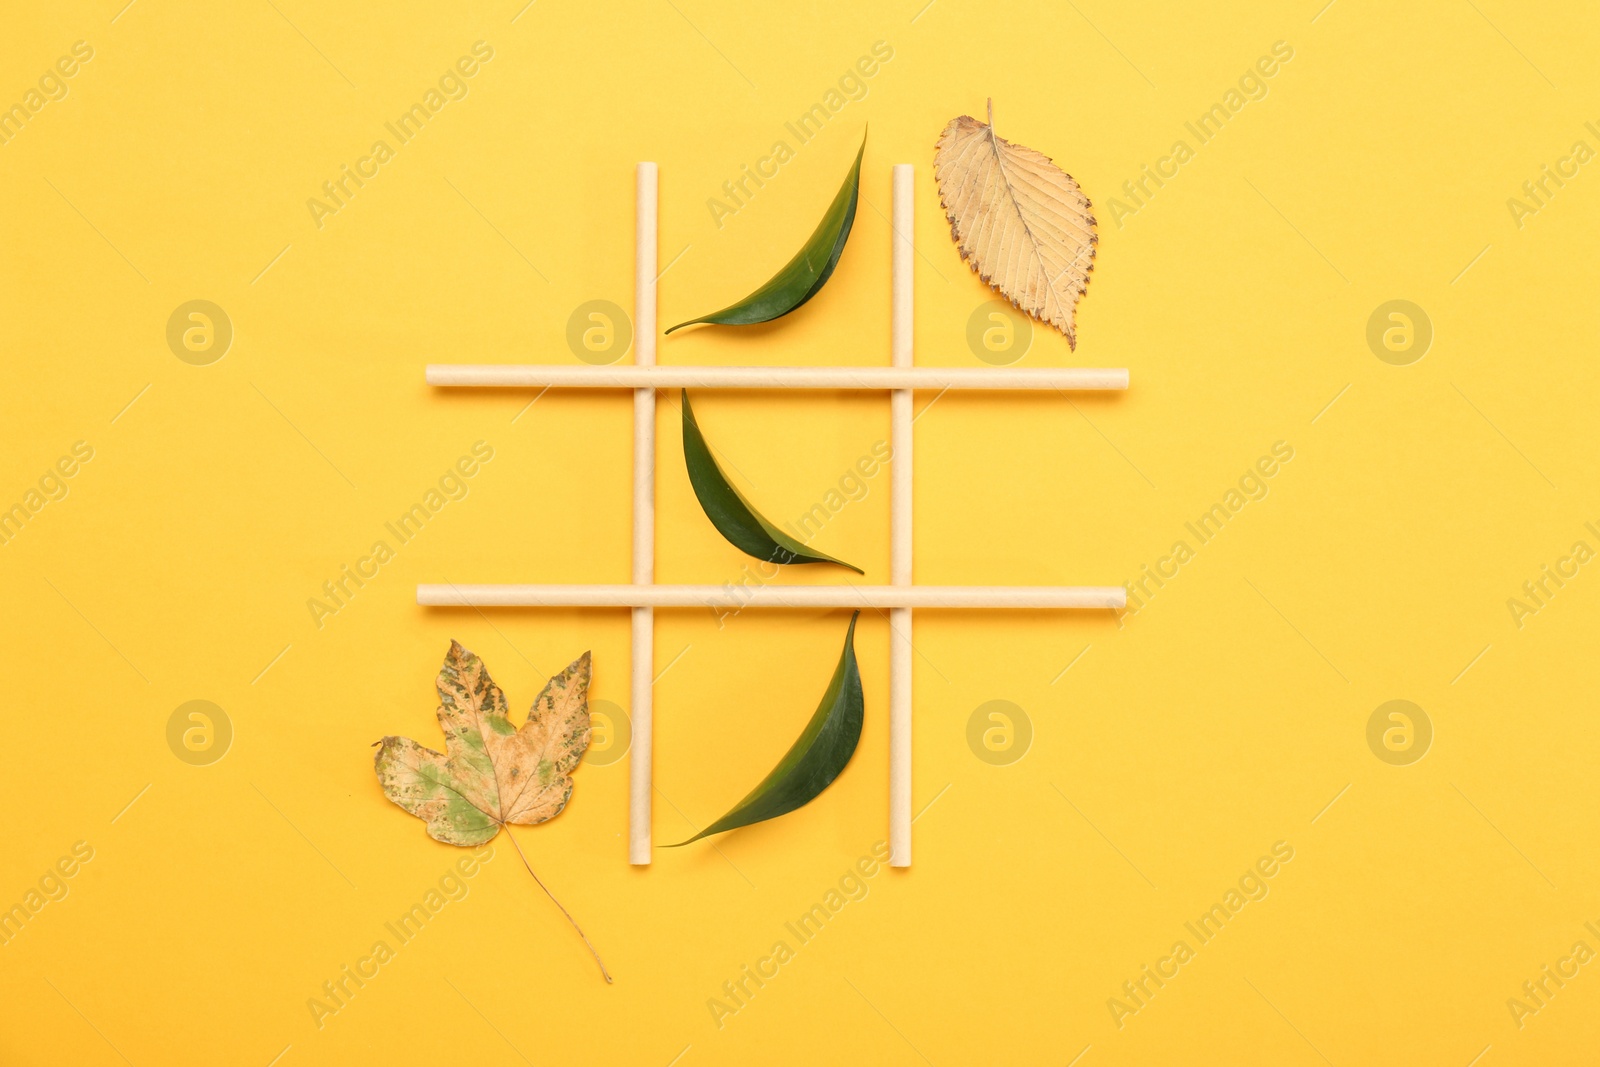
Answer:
top-left (934, 100), bottom-right (1097, 348)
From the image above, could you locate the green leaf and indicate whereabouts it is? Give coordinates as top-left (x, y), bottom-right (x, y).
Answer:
top-left (666, 131), bottom-right (865, 333)
top-left (681, 390), bottom-right (862, 573)
top-left (669, 612), bottom-right (864, 845)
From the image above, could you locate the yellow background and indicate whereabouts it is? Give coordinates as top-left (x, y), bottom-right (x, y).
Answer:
top-left (3, 0), bottom-right (1599, 1063)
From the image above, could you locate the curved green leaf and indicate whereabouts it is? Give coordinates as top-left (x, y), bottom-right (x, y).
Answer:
top-left (666, 131), bottom-right (865, 333)
top-left (681, 390), bottom-right (863, 573)
top-left (669, 612), bottom-right (864, 845)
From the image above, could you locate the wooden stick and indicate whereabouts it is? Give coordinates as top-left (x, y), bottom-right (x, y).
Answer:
top-left (427, 364), bottom-right (1128, 391)
top-left (630, 162), bottom-right (657, 867)
top-left (889, 164), bottom-right (914, 869)
top-left (418, 584), bottom-right (1127, 610)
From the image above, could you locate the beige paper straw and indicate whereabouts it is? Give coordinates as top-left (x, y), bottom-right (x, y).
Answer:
top-left (630, 162), bottom-right (657, 866)
top-left (890, 164), bottom-right (915, 869)
top-left (418, 584), bottom-right (1126, 610)
top-left (427, 364), bottom-right (1128, 391)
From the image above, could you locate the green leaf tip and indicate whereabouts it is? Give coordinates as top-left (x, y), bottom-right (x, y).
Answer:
top-left (667, 611), bottom-right (863, 846)
top-left (680, 389), bottom-right (864, 574)
top-left (665, 130), bottom-right (866, 334)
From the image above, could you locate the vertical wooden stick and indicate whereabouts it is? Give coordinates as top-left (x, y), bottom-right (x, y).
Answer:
top-left (889, 164), bottom-right (914, 868)
top-left (630, 162), bottom-right (657, 866)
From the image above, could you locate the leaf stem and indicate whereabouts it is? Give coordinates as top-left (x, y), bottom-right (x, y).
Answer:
top-left (504, 827), bottom-right (613, 983)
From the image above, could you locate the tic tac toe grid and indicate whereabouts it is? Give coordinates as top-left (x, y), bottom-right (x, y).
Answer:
top-left (418, 163), bottom-right (1128, 867)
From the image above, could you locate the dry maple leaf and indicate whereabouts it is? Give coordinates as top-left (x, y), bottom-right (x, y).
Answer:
top-left (374, 640), bottom-right (611, 981)
top-left (934, 100), bottom-right (1097, 348)
top-left (375, 640), bottom-right (591, 843)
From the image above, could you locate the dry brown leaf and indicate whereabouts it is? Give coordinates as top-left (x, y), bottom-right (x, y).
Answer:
top-left (934, 100), bottom-right (1097, 348)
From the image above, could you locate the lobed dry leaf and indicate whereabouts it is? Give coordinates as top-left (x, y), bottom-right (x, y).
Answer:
top-left (934, 100), bottom-right (1097, 348)
top-left (375, 641), bottom-right (592, 846)
top-left (373, 641), bottom-right (611, 982)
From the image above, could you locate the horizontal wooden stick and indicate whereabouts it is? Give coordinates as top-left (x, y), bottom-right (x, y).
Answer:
top-left (418, 584), bottom-right (1125, 610)
top-left (427, 364), bottom-right (1128, 391)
